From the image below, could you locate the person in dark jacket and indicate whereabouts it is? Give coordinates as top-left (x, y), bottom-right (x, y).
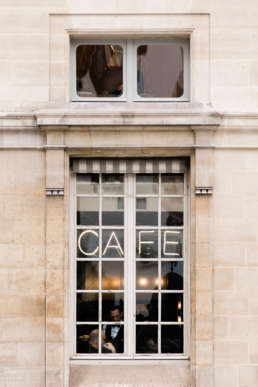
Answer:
top-left (104, 306), bottom-right (124, 353)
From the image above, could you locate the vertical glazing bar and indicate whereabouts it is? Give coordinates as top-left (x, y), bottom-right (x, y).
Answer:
top-left (99, 174), bottom-right (102, 354)
top-left (158, 173), bottom-right (161, 354)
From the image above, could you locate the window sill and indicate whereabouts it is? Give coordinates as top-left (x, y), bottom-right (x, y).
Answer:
top-left (70, 357), bottom-right (190, 366)
top-left (35, 102), bottom-right (221, 127)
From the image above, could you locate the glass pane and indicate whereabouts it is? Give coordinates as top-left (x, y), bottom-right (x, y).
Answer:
top-left (161, 293), bottom-right (183, 322)
top-left (102, 294), bottom-right (124, 322)
top-left (102, 324), bottom-right (124, 353)
top-left (102, 174), bottom-right (124, 195)
top-left (76, 45), bottom-right (123, 98)
top-left (136, 197), bottom-right (158, 226)
top-left (102, 261), bottom-right (124, 290)
top-left (77, 197), bottom-right (99, 226)
top-left (77, 293), bottom-right (98, 322)
top-left (136, 293), bottom-right (158, 321)
top-left (136, 261), bottom-right (158, 290)
top-left (161, 174), bottom-right (184, 195)
top-left (161, 262), bottom-right (183, 290)
top-left (136, 229), bottom-right (158, 258)
top-left (102, 229), bottom-right (124, 258)
top-left (77, 261), bottom-right (99, 290)
top-left (161, 198), bottom-right (183, 226)
top-left (76, 174), bottom-right (99, 194)
top-left (136, 325), bottom-right (158, 353)
top-left (161, 325), bottom-right (183, 353)
top-left (161, 230), bottom-right (183, 258)
top-left (102, 197), bottom-right (124, 226)
top-left (137, 43), bottom-right (184, 98)
top-left (77, 324), bottom-right (98, 354)
top-left (77, 229), bottom-right (100, 258)
top-left (136, 174), bottom-right (158, 195)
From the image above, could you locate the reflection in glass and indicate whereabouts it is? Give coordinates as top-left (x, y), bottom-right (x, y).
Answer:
top-left (77, 293), bottom-right (98, 322)
top-left (161, 230), bottom-right (183, 258)
top-left (77, 324), bottom-right (98, 354)
top-left (137, 44), bottom-right (184, 98)
top-left (161, 325), bottom-right (183, 353)
top-left (136, 325), bottom-right (158, 353)
top-left (76, 45), bottom-right (123, 98)
top-left (161, 262), bottom-right (183, 290)
top-left (102, 261), bottom-right (124, 290)
top-left (161, 197), bottom-right (183, 226)
top-left (77, 261), bottom-right (99, 290)
top-left (102, 174), bottom-right (124, 195)
top-left (136, 174), bottom-right (158, 195)
top-left (161, 174), bottom-right (184, 195)
top-left (76, 174), bottom-right (99, 194)
top-left (136, 197), bottom-right (158, 226)
top-left (102, 229), bottom-right (124, 258)
top-left (136, 261), bottom-right (158, 290)
top-left (136, 229), bottom-right (158, 258)
top-left (77, 197), bottom-right (99, 225)
top-left (161, 293), bottom-right (183, 322)
top-left (102, 323), bottom-right (124, 353)
top-left (77, 229), bottom-right (99, 258)
top-left (102, 293), bottom-right (124, 322)
top-left (102, 197), bottom-right (124, 226)
top-left (136, 293), bottom-right (158, 321)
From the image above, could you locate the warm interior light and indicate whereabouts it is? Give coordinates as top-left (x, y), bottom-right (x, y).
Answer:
top-left (177, 315), bottom-right (182, 323)
top-left (154, 278), bottom-right (159, 286)
top-left (139, 277), bottom-right (148, 286)
top-left (177, 300), bottom-right (182, 310)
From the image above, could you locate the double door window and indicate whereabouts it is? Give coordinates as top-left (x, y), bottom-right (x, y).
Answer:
top-left (72, 164), bottom-right (188, 359)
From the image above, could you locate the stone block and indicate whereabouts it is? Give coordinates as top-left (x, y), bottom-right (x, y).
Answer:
top-left (196, 341), bottom-right (213, 365)
top-left (24, 243), bottom-right (45, 268)
top-left (17, 342), bottom-right (45, 366)
top-left (239, 366), bottom-right (258, 387)
top-left (0, 244), bottom-right (23, 268)
top-left (46, 318), bottom-right (64, 342)
top-left (214, 366), bottom-right (239, 387)
top-left (214, 268), bottom-right (234, 291)
top-left (213, 242), bottom-right (245, 266)
top-left (214, 293), bottom-right (248, 315)
top-left (214, 316), bottom-right (228, 339)
top-left (0, 343), bottom-right (17, 366)
top-left (46, 342), bottom-right (64, 366)
top-left (249, 340), bottom-right (258, 364)
top-left (46, 243), bottom-right (64, 269)
top-left (46, 270), bottom-right (64, 295)
top-left (8, 269), bottom-right (45, 295)
top-left (0, 317), bottom-right (45, 342)
top-left (195, 243), bottom-right (212, 267)
top-left (196, 268), bottom-right (212, 291)
top-left (196, 366), bottom-right (213, 387)
top-left (46, 294), bottom-right (64, 317)
top-left (46, 150), bottom-right (64, 190)
top-left (214, 341), bottom-right (248, 365)
top-left (7, 295), bottom-right (45, 317)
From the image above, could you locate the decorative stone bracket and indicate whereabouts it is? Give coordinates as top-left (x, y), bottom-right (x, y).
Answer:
top-left (45, 131), bottom-right (65, 197)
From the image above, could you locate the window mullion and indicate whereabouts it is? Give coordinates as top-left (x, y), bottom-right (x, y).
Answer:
top-left (126, 173), bottom-right (135, 357)
top-left (126, 40), bottom-right (135, 102)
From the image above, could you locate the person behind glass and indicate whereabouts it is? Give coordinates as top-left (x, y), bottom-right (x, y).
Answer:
top-left (104, 306), bottom-right (124, 353)
top-left (88, 329), bottom-right (116, 354)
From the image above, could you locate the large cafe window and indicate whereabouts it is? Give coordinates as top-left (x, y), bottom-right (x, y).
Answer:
top-left (70, 38), bottom-right (190, 102)
top-left (71, 158), bottom-right (189, 359)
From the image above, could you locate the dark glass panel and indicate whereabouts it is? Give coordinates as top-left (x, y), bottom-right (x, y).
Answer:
top-left (102, 229), bottom-right (124, 258)
top-left (77, 261), bottom-right (99, 290)
top-left (77, 197), bottom-right (99, 226)
top-left (136, 261), bottom-right (158, 290)
top-left (76, 324), bottom-right (99, 354)
top-left (102, 324), bottom-right (124, 353)
top-left (136, 293), bottom-right (158, 322)
top-left (161, 174), bottom-right (184, 195)
top-left (77, 45), bottom-right (123, 98)
top-left (136, 197), bottom-right (158, 226)
top-left (76, 174), bottom-right (99, 194)
top-left (136, 325), bottom-right (158, 353)
top-left (161, 230), bottom-right (183, 258)
top-left (136, 174), bottom-right (158, 195)
top-left (77, 293), bottom-right (98, 322)
top-left (102, 293), bottom-right (124, 322)
top-left (136, 229), bottom-right (158, 258)
top-left (137, 44), bottom-right (184, 98)
top-left (77, 229), bottom-right (99, 258)
top-left (161, 197), bottom-right (183, 226)
top-left (161, 325), bottom-right (183, 353)
top-left (102, 261), bottom-right (124, 290)
top-left (102, 174), bottom-right (124, 195)
top-left (161, 293), bottom-right (183, 322)
top-left (102, 197), bottom-right (124, 226)
top-left (161, 262), bottom-right (183, 290)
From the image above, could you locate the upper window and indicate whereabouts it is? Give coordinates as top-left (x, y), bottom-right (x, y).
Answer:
top-left (70, 38), bottom-right (190, 102)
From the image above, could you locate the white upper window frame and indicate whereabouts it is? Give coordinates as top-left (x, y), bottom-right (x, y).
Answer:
top-left (70, 37), bottom-right (190, 102)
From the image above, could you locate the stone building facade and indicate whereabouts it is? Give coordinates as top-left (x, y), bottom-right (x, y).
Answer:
top-left (0, 1), bottom-right (258, 387)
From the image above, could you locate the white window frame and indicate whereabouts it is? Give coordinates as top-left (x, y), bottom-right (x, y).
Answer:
top-left (70, 38), bottom-right (190, 102)
top-left (70, 169), bottom-right (190, 361)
